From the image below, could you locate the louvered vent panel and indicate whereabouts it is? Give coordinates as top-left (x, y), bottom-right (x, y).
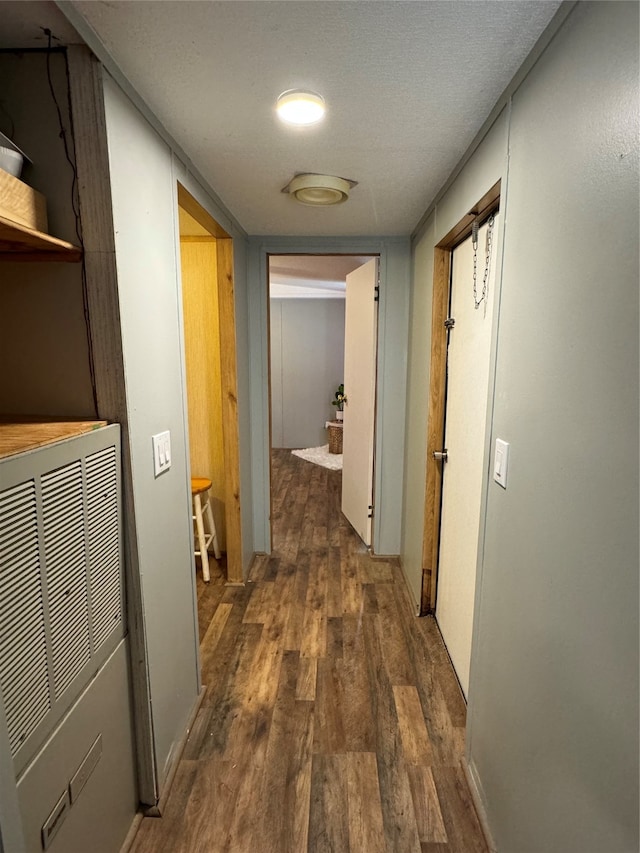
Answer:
top-left (41, 462), bottom-right (91, 699)
top-left (86, 446), bottom-right (122, 650)
top-left (0, 481), bottom-right (50, 755)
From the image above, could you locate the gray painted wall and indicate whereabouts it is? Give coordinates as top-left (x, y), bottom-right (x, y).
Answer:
top-left (103, 74), bottom-right (200, 787)
top-left (270, 298), bottom-right (345, 448)
top-left (102, 74), bottom-right (254, 791)
top-left (403, 3), bottom-right (639, 850)
top-left (468, 5), bottom-right (639, 850)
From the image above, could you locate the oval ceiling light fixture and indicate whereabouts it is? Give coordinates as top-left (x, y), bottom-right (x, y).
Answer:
top-left (288, 173), bottom-right (352, 206)
top-left (276, 89), bottom-right (325, 126)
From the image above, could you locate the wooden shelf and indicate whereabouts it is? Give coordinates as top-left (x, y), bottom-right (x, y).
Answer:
top-left (0, 416), bottom-right (108, 459)
top-left (0, 214), bottom-right (82, 262)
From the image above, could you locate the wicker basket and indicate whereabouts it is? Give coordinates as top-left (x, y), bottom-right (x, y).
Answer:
top-left (327, 422), bottom-right (343, 454)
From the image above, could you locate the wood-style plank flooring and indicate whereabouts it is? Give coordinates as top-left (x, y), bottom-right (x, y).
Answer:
top-left (131, 450), bottom-right (488, 853)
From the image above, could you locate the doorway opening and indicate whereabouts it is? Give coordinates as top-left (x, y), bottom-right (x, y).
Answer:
top-left (421, 180), bottom-right (501, 693)
top-left (267, 254), bottom-right (378, 551)
top-left (177, 185), bottom-right (243, 641)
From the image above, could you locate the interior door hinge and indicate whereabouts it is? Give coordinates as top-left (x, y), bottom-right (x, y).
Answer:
top-left (444, 317), bottom-right (455, 329)
top-left (368, 504), bottom-right (374, 518)
top-left (374, 285), bottom-right (380, 302)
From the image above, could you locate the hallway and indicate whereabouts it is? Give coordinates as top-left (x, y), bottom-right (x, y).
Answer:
top-left (131, 450), bottom-right (488, 852)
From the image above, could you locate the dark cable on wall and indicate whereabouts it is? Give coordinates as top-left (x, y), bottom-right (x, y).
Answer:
top-left (44, 30), bottom-right (99, 418)
top-left (44, 30), bottom-right (80, 241)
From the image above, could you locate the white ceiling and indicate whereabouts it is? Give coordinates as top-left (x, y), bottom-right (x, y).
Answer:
top-left (269, 254), bottom-right (372, 298)
top-left (1, 1), bottom-right (561, 237)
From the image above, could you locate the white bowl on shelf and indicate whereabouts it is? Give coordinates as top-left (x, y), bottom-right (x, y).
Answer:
top-left (0, 146), bottom-right (24, 178)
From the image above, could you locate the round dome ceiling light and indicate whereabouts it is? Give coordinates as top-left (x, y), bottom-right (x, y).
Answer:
top-left (276, 89), bottom-right (325, 125)
top-left (288, 173), bottom-right (351, 206)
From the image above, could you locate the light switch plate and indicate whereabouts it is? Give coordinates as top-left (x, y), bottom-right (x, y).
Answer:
top-left (494, 438), bottom-right (509, 488)
top-left (152, 431), bottom-right (171, 477)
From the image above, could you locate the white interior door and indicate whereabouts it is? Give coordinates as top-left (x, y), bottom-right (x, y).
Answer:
top-left (341, 257), bottom-right (378, 547)
top-left (436, 215), bottom-right (499, 697)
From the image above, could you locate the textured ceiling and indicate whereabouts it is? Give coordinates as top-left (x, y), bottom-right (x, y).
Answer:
top-left (2, 1), bottom-right (561, 237)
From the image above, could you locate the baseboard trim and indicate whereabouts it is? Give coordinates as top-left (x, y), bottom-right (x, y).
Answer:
top-left (237, 550), bottom-right (265, 583)
top-left (143, 684), bottom-right (207, 817)
top-left (119, 811), bottom-right (143, 853)
top-left (463, 757), bottom-right (498, 853)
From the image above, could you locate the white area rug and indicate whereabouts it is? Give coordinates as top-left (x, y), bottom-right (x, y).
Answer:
top-left (291, 444), bottom-right (343, 471)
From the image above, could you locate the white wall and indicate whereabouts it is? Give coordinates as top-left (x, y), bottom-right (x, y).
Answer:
top-left (270, 298), bottom-right (345, 448)
top-left (102, 74), bottom-right (253, 792)
top-left (402, 3), bottom-right (639, 850)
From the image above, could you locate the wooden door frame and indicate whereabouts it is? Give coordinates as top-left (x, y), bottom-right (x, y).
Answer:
top-left (421, 180), bottom-right (501, 614)
top-left (177, 184), bottom-right (243, 584)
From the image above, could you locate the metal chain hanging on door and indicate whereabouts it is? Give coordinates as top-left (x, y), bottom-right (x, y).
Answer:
top-left (472, 213), bottom-right (495, 309)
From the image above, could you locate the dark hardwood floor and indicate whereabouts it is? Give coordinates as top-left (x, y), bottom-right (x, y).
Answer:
top-left (130, 450), bottom-right (488, 852)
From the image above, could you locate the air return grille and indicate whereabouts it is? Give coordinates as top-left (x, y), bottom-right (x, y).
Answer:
top-left (0, 426), bottom-right (122, 768)
top-left (86, 446), bottom-right (121, 651)
top-left (0, 481), bottom-right (51, 754)
top-left (42, 461), bottom-right (91, 699)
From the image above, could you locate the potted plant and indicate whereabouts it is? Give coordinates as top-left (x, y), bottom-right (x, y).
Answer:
top-left (332, 384), bottom-right (347, 421)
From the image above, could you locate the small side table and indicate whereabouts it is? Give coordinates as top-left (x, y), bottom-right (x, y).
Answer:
top-left (325, 420), bottom-right (344, 454)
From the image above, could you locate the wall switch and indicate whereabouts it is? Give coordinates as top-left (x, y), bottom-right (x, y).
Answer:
top-left (494, 439), bottom-right (509, 488)
top-left (152, 431), bottom-right (171, 477)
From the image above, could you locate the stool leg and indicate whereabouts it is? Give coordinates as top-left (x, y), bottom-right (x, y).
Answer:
top-left (194, 493), bottom-right (210, 583)
top-left (204, 495), bottom-right (221, 559)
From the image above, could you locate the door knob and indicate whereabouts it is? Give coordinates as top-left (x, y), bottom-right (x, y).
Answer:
top-left (433, 449), bottom-right (448, 462)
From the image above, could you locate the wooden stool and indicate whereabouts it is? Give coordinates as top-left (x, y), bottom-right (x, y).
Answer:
top-left (191, 477), bottom-right (220, 583)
